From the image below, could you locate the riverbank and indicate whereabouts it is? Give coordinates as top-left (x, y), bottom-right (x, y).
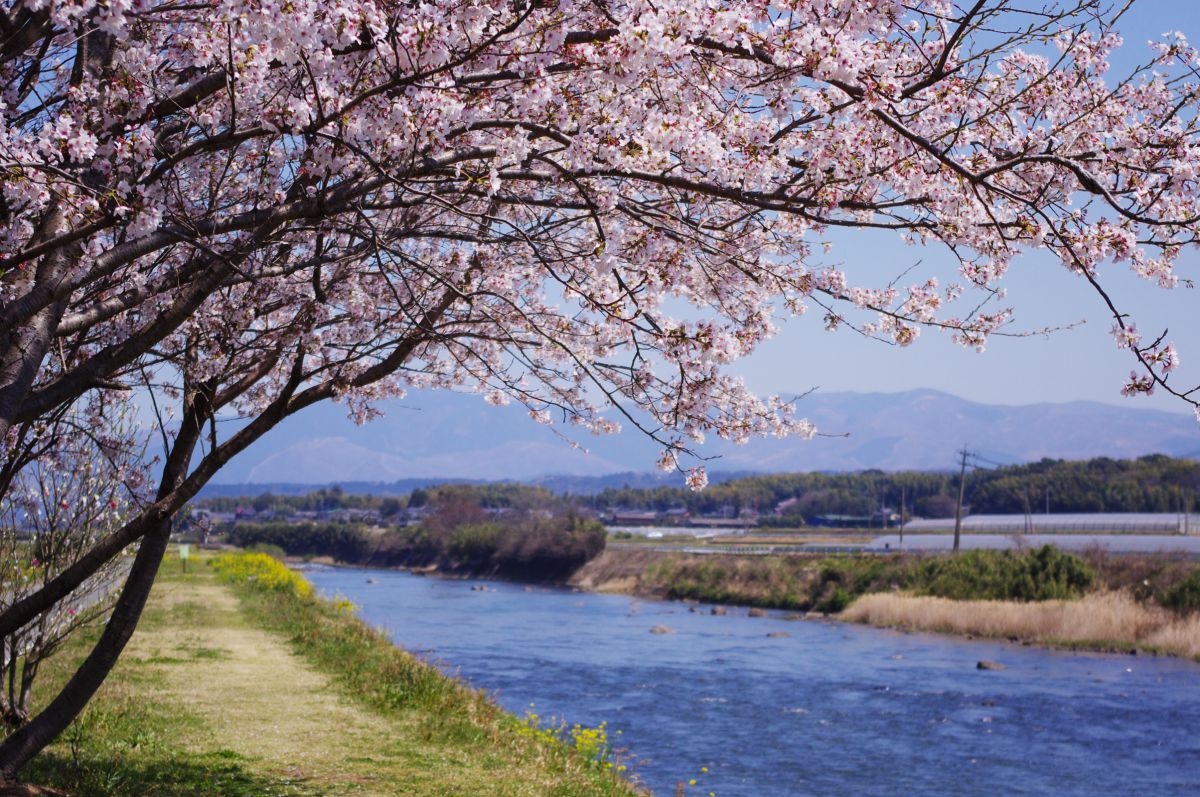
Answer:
top-left (19, 552), bottom-right (641, 796)
top-left (306, 561), bottom-right (1200, 797)
top-left (843, 591), bottom-right (1200, 659)
top-left (568, 547), bottom-right (1200, 661)
top-left (288, 544), bottom-right (1200, 661)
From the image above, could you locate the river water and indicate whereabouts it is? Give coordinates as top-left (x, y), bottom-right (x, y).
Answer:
top-left (306, 567), bottom-right (1200, 797)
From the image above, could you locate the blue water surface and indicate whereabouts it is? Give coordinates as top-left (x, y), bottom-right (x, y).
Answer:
top-left (306, 567), bottom-right (1200, 797)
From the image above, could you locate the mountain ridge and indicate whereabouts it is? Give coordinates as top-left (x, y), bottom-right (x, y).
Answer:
top-left (207, 387), bottom-right (1200, 486)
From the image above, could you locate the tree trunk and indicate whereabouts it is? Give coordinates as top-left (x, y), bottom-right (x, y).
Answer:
top-left (0, 373), bottom-right (206, 781)
top-left (0, 518), bottom-right (170, 781)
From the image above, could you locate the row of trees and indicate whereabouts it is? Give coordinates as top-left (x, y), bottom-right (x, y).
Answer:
top-left (228, 522), bottom-right (376, 562)
top-left (200, 486), bottom-right (383, 514)
top-left (592, 456), bottom-right (1200, 519)
top-left (226, 485), bottom-right (607, 582)
top-left (195, 482), bottom-right (564, 517)
top-left (3, 0), bottom-right (1200, 783)
top-left (394, 485), bottom-right (606, 581)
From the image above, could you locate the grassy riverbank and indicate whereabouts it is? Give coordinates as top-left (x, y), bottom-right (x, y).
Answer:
top-left (570, 546), bottom-right (1200, 660)
top-left (19, 552), bottom-right (641, 796)
top-left (572, 545), bottom-right (1099, 610)
top-left (843, 591), bottom-right (1200, 660)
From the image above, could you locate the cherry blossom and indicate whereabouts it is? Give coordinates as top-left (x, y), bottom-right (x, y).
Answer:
top-left (0, 0), bottom-right (1198, 773)
top-left (0, 1), bottom-right (1196, 490)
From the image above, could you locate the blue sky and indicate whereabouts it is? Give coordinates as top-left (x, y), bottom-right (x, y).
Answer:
top-left (737, 0), bottom-right (1200, 413)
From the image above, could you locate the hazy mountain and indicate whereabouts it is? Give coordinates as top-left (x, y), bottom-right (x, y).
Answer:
top-left (242, 437), bottom-right (629, 483)
top-left (209, 388), bottom-right (1200, 485)
top-left (195, 471), bottom-right (767, 499)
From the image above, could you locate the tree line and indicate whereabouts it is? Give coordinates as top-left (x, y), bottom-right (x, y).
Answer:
top-left (197, 482), bottom-right (560, 515)
top-left (227, 485), bottom-right (606, 583)
top-left (589, 455), bottom-right (1200, 520)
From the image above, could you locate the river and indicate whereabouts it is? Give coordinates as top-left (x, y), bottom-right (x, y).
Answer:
top-left (306, 567), bottom-right (1200, 796)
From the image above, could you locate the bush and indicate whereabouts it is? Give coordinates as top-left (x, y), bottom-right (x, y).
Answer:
top-left (1161, 571), bottom-right (1200, 614)
top-left (245, 542), bottom-right (287, 560)
top-left (374, 513), bottom-right (606, 581)
top-left (819, 587), bottom-right (853, 613)
top-left (228, 521), bottom-right (372, 561)
top-left (913, 546), bottom-right (1094, 602)
top-left (448, 522), bottom-right (504, 564)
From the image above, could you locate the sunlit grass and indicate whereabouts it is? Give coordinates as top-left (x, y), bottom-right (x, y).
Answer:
top-left (842, 591), bottom-right (1200, 660)
top-left (18, 551), bottom-right (643, 796)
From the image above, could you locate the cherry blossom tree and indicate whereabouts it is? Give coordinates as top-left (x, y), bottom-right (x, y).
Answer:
top-left (0, 400), bottom-right (145, 730)
top-left (2, 0), bottom-right (1200, 779)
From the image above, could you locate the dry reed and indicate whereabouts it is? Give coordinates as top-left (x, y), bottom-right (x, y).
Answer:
top-left (842, 591), bottom-right (1200, 660)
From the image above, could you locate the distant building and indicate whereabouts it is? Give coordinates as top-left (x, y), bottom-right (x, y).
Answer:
top-left (192, 509), bottom-right (236, 525)
top-left (607, 510), bottom-right (660, 526)
top-left (662, 507), bottom-right (690, 524)
top-left (903, 512), bottom-right (1200, 534)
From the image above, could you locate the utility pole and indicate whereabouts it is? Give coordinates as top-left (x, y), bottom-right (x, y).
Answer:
top-left (899, 484), bottom-right (906, 548)
top-left (1181, 487), bottom-right (1191, 536)
top-left (1045, 485), bottom-right (1050, 516)
top-left (953, 447), bottom-right (970, 554)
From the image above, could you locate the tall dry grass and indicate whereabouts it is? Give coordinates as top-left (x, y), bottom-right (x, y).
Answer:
top-left (842, 591), bottom-right (1200, 660)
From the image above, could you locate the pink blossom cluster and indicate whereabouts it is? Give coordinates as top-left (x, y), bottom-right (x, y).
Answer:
top-left (1, 0), bottom-right (1199, 491)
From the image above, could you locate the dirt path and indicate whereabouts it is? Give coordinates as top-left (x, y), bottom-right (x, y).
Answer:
top-left (26, 561), bottom-right (636, 797)
top-left (126, 578), bottom-right (412, 795)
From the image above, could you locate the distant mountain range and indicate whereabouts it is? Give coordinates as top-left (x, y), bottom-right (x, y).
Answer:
top-left (204, 388), bottom-right (1200, 490)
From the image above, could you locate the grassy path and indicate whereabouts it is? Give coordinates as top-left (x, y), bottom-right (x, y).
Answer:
top-left (23, 559), bottom-right (637, 797)
top-left (127, 577), bottom-right (402, 794)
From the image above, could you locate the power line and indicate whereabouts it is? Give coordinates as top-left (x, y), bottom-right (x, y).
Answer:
top-left (968, 452), bottom-right (1006, 469)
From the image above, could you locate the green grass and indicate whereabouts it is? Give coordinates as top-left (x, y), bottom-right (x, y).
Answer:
top-left (16, 551), bottom-right (642, 796)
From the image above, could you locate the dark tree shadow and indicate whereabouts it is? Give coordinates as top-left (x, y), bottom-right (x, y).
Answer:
top-left (20, 751), bottom-right (319, 797)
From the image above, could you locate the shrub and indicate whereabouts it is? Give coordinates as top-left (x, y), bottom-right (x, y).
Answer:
top-left (912, 546), bottom-right (1093, 602)
top-left (244, 542), bottom-right (287, 560)
top-left (447, 522), bottom-right (504, 564)
top-left (374, 513), bottom-right (606, 581)
top-left (228, 521), bottom-right (372, 561)
top-left (819, 587), bottom-right (853, 613)
top-left (1161, 571), bottom-right (1200, 615)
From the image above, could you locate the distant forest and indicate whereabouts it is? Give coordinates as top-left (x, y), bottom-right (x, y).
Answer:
top-left (588, 455), bottom-right (1200, 519)
top-left (194, 455), bottom-right (1200, 522)
top-left (197, 482), bottom-right (561, 515)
